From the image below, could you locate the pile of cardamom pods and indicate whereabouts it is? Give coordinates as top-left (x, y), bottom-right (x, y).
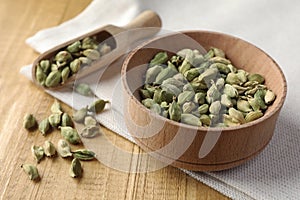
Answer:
top-left (140, 47), bottom-right (276, 127)
top-left (22, 97), bottom-right (109, 181)
top-left (35, 36), bottom-right (112, 88)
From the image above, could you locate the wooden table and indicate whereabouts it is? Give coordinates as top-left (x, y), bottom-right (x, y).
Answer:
top-left (0, 0), bottom-right (229, 199)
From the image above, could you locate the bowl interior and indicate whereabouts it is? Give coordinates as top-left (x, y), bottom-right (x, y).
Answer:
top-left (122, 31), bottom-right (287, 128)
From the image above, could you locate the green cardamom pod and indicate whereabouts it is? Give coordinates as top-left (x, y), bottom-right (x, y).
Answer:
top-left (57, 139), bottom-right (72, 158)
top-left (75, 83), bottom-right (94, 96)
top-left (160, 101), bottom-right (169, 110)
top-left (35, 65), bottom-right (47, 86)
top-left (220, 94), bottom-right (233, 108)
top-left (88, 99), bottom-right (109, 114)
top-left (227, 64), bottom-right (237, 73)
top-left (209, 101), bottom-right (222, 115)
top-left (149, 52), bottom-right (168, 67)
top-left (99, 43), bottom-right (112, 55)
top-left (228, 108), bottom-right (245, 124)
top-left (139, 89), bottom-right (152, 99)
top-left (178, 58), bottom-right (191, 74)
top-left (145, 65), bottom-right (163, 84)
top-left (194, 92), bottom-right (206, 105)
top-left (204, 49), bottom-right (214, 60)
top-left (61, 67), bottom-right (70, 84)
top-left (162, 77), bottom-right (185, 90)
top-left (181, 113), bottom-right (202, 126)
top-left (51, 99), bottom-right (63, 114)
top-left (67, 41), bottom-right (81, 53)
top-left (209, 57), bottom-right (231, 65)
top-left (80, 125), bottom-right (100, 138)
top-left (226, 72), bottom-right (242, 85)
top-left (177, 91), bottom-right (195, 105)
top-left (21, 164), bottom-right (40, 181)
top-left (70, 58), bottom-right (82, 74)
top-left (248, 73), bottom-right (265, 84)
top-left (72, 149), bottom-right (95, 161)
top-left (183, 83), bottom-right (194, 91)
top-left (215, 78), bottom-right (225, 90)
top-left (169, 100), bottom-right (181, 122)
top-left (60, 126), bottom-right (81, 144)
top-left (199, 114), bottom-right (211, 126)
top-left (44, 141), bottom-right (56, 157)
top-left (83, 49), bottom-right (100, 60)
top-left (177, 49), bottom-right (193, 60)
top-left (51, 63), bottom-right (58, 71)
top-left (81, 37), bottom-right (98, 50)
top-left (245, 110), bottom-right (263, 122)
top-left (264, 90), bottom-right (276, 104)
top-left (142, 98), bottom-right (155, 108)
top-left (78, 56), bottom-right (92, 65)
top-left (198, 68), bottom-right (219, 84)
top-left (223, 114), bottom-right (240, 127)
top-left (237, 99), bottom-right (252, 112)
top-left (223, 84), bottom-right (238, 98)
top-left (254, 89), bottom-right (267, 110)
top-left (155, 64), bottom-right (178, 85)
top-left (55, 51), bottom-right (72, 66)
top-left (161, 83), bottom-right (182, 97)
top-left (48, 113), bottom-right (62, 127)
top-left (206, 84), bottom-right (221, 104)
top-left (150, 103), bottom-right (161, 114)
top-left (69, 158), bottom-right (83, 178)
top-left (232, 84), bottom-right (250, 94)
top-left (236, 69), bottom-right (248, 84)
top-left (73, 107), bottom-right (88, 123)
top-left (84, 116), bottom-right (97, 127)
top-left (39, 60), bottom-right (51, 74)
top-left (23, 113), bottom-right (37, 130)
top-left (45, 71), bottom-right (62, 87)
top-left (182, 101), bottom-right (197, 113)
top-left (39, 118), bottom-right (50, 136)
top-left (61, 112), bottom-right (74, 127)
top-left (198, 104), bottom-right (209, 114)
top-left (183, 68), bottom-right (203, 82)
top-left (211, 47), bottom-right (225, 58)
top-left (31, 145), bottom-right (44, 163)
top-left (248, 97), bottom-right (261, 111)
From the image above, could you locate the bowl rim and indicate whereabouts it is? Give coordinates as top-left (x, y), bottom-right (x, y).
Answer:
top-left (121, 30), bottom-right (287, 132)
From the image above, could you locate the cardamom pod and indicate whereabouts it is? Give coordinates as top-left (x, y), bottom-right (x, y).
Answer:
top-left (55, 51), bottom-right (72, 67)
top-left (78, 56), bottom-right (92, 65)
top-left (60, 126), bottom-right (81, 144)
top-left (206, 84), bottom-right (221, 104)
top-left (23, 113), bottom-right (37, 130)
top-left (48, 113), bottom-right (62, 127)
top-left (51, 99), bottom-right (63, 114)
top-left (31, 145), bottom-right (44, 163)
top-left (139, 89), bottom-right (152, 99)
top-left (61, 67), bottom-right (70, 84)
top-left (83, 49), bottom-right (100, 60)
top-left (67, 41), bottom-right (81, 53)
top-left (182, 101), bottom-right (197, 113)
top-left (209, 57), bottom-right (231, 65)
top-left (204, 49), bottom-right (214, 60)
top-left (84, 116), bottom-right (97, 127)
top-left (75, 83), bottom-right (94, 96)
top-left (209, 101), bottom-right (221, 114)
top-left (183, 68), bottom-right (202, 81)
top-left (70, 59), bottom-right (81, 73)
top-left (21, 164), bottom-right (40, 181)
top-left (44, 141), bottom-right (56, 157)
top-left (81, 37), bottom-right (98, 49)
top-left (236, 69), bottom-right (248, 84)
top-left (248, 73), bottom-right (265, 84)
top-left (39, 118), bottom-right (50, 136)
top-left (99, 43), bottom-right (112, 55)
top-left (254, 89), bottom-right (267, 110)
top-left (245, 110), bottom-right (263, 122)
top-left (194, 92), bottom-right (206, 104)
top-left (200, 114), bottom-right (211, 126)
top-left (149, 52), bottom-right (168, 67)
top-left (57, 139), bottom-right (72, 158)
top-left (181, 113), bottom-right (202, 126)
top-left (248, 97), bottom-right (261, 111)
top-left (150, 103), bottom-right (161, 114)
top-left (220, 94), bottom-right (233, 108)
top-left (198, 68), bottom-right (219, 84)
top-left (169, 100), bottom-right (181, 122)
top-left (223, 114), bottom-right (240, 127)
top-left (73, 107), bottom-right (88, 123)
top-left (226, 72), bottom-right (242, 85)
top-left (145, 65), bottom-right (163, 84)
top-left (88, 99), bottom-right (109, 114)
top-left (72, 149), bottom-right (95, 161)
top-left (51, 63), bottom-right (58, 71)
top-left (155, 64), bottom-right (178, 84)
top-left (223, 84), bottom-right (238, 98)
top-left (35, 65), bottom-right (47, 86)
top-left (211, 47), bottom-right (225, 58)
top-left (61, 112), bottom-right (74, 127)
top-left (228, 108), bottom-right (245, 124)
top-left (80, 125), bottom-right (100, 138)
top-left (40, 60), bottom-right (51, 74)
top-left (177, 91), bottom-right (195, 105)
top-left (198, 104), bottom-right (209, 114)
top-left (161, 83), bottom-right (182, 97)
top-left (264, 90), bottom-right (276, 104)
top-left (142, 98), bottom-right (155, 108)
top-left (69, 158), bottom-right (83, 178)
top-left (162, 77), bottom-right (185, 90)
top-left (237, 99), bottom-right (252, 112)
top-left (45, 71), bottom-right (62, 87)
top-left (215, 78), bottom-right (225, 90)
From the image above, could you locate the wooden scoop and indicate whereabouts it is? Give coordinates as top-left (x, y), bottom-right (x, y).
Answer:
top-left (32, 10), bottom-right (162, 90)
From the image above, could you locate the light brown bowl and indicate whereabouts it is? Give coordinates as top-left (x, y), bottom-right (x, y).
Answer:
top-left (121, 31), bottom-right (287, 171)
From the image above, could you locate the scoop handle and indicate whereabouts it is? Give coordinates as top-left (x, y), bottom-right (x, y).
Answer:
top-left (122, 10), bottom-right (162, 40)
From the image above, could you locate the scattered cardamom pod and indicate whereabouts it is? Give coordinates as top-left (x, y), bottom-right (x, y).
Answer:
top-left (264, 90), bottom-right (276, 104)
top-left (57, 139), bottom-right (72, 158)
top-left (245, 110), bottom-right (263, 122)
top-left (73, 107), bottom-right (88, 123)
top-left (75, 83), bottom-right (94, 96)
top-left (88, 99), bottom-right (109, 114)
top-left (31, 145), bottom-right (44, 163)
top-left (38, 118), bottom-right (50, 136)
top-left (80, 125), bottom-right (100, 138)
top-left (60, 126), bottom-right (81, 144)
top-left (70, 59), bottom-right (81, 73)
top-left (44, 141), bottom-right (56, 157)
top-left (69, 158), bottom-right (83, 178)
top-left (21, 164), bottom-right (40, 181)
top-left (23, 113), bottom-right (37, 130)
top-left (48, 113), bottom-right (62, 127)
top-left (72, 149), bottom-right (95, 161)
top-left (61, 112), bottom-right (74, 127)
top-left (61, 67), bottom-right (70, 84)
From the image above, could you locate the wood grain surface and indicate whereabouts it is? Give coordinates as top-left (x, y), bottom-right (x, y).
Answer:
top-left (0, 0), bottom-right (229, 199)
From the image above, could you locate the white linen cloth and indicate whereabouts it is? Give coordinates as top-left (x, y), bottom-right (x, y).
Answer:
top-left (21, 0), bottom-right (300, 199)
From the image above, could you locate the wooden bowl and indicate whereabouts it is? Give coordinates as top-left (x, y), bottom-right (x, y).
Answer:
top-left (121, 31), bottom-right (287, 171)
